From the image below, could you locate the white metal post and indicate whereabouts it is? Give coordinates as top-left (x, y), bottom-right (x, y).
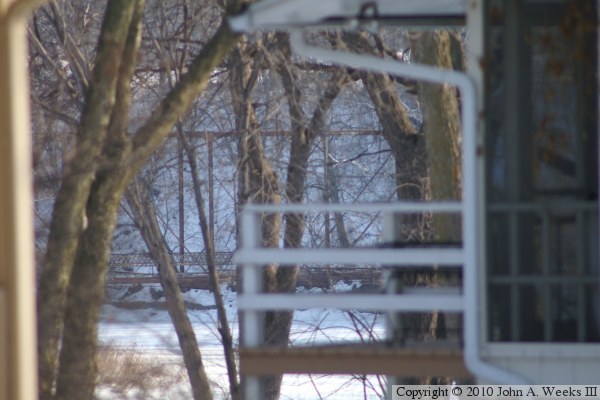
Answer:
top-left (463, 0), bottom-right (527, 384)
top-left (240, 205), bottom-right (264, 399)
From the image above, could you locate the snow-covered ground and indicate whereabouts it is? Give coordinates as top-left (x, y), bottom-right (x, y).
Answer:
top-left (98, 282), bottom-right (387, 399)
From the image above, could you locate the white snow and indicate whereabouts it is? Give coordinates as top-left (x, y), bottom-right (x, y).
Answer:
top-left (98, 282), bottom-right (386, 399)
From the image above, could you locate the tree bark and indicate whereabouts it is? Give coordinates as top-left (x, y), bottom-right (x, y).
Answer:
top-left (55, 165), bottom-right (136, 400)
top-left (54, 3), bottom-right (144, 398)
top-left (411, 30), bottom-right (463, 242)
top-left (410, 30), bottom-right (464, 344)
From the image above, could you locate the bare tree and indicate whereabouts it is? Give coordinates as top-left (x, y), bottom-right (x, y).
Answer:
top-left (263, 33), bottom-right (349, 399)
top-left (125, 179), bottom-right (214, 400)
top-left (33, 0), bottom-right (242, 398)
top-left (340, 31), bottom-right (428, 239)
top-left (230, 32), bottom-right (350, 398)
top-left (180, 129), bottom-right (241, 399)
top-left (39, 4), bottom-right (143, 398)
top-left (31, 1), bottom-right (466, 396)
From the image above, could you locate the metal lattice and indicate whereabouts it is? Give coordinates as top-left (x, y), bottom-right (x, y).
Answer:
top-left (108, 251), bottom-right (235, 270)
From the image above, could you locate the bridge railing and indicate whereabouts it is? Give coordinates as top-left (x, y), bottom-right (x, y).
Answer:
top-left (108, 251), bottom-right (235, 275)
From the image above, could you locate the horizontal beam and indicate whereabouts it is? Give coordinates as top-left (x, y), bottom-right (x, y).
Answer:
top-left (109, 251), bottom-right (235, 268)
top-left (229, 0), bottom-right (465, 31)
top-left (488, 200), bottom-right (598, 212)
top-left (241, 201), bottom-right (463, 214)
top-left (234, 248), bottom-right (464, 266)
top-left (237, 292), bottom-right (464, 312)
top-left (239, 345), bottom-right (472, 377)
top-left (175, 129), bottom-right (383, 138)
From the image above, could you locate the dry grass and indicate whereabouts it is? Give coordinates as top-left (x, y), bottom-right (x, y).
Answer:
top-left (96, 345), bottom-right (189, 399)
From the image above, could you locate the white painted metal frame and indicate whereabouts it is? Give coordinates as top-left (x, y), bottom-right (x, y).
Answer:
top-left (236, 202), bottom-right (467, 342)
top-left (240, 293), bottom-right (465, 312)
top-left (228, 0), bottom-right (466, 31)
top-left (236, 247), bottom-right (464, 265)
top-left (236, 202), bottom-right (466, 398)
top-left (237, 203), bottom-right (467, 311)
top-left (230, 0), bottom-right (528, 390)
top-left (289, 17), bottom-right (526, 386)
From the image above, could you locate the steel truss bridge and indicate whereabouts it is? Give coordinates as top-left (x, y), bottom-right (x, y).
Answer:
top-left (107, 251), bottom-right (381, 290)
top-left (109, 251), bottom-right (235, 270)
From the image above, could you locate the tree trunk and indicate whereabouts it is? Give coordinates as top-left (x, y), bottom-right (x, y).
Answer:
top-left (126, 180), bottom-right (214, 400)
top-left (37, 1), bottom-right (241, 397)
top-left (231, 41), bottom-right (281, 400)
top-left (232, 34), bottom-right (347, 398)
top-left (37, 2), bottom-right (139, 397)
top-left (265, 34), bottom-right (348, 399)
top-left (55, 165), bottom-right (136, 400)
top-left (411, 30), bottom-right (463, 242)
top-left (180, 129), bottom-right (240, 399)
top-left (340, 32), bottom-right (434, 366)
top-left (54, 3), bottom-right (144, 397)
top-left (362, 66), bottom-right (427, 239)
top-left (410, 30), bottom-right (464, 344)
top-left (342, 31), bottom-right (428, 239)
top-left (325, 142), bottom-right (352, 248)
top-left (231, 40), bottom-right (282, 295)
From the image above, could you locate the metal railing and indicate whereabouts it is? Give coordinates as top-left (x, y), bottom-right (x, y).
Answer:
top-left (230, 5), bottom-right (529, 394)
top-left (108, 251), bottom-right (235, 270)
top-left (234, 201), bottom-right (468, 397)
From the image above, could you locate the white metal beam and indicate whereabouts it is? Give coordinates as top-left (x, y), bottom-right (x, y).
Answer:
top-left (241, 201), bottom-right (462, 214)
top-left (229, 0), bottom-right (466, 31)
top-left (238, 293), bottom-right (464, 312)
top-left (234, 248), bottom-right (464, 266)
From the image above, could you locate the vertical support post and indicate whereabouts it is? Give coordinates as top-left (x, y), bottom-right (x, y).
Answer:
top-left (178, 129), bottom-right (185, 272)
top-left (240, 206), bottom-right (263, 399)
top-left (542, 211), bottom-right (552, 342)
top-left (323, 135), bottom-right (330, 249)
top-left (322, 135), bottom-right (332, 288)
top-left (0, 3), bottom-right (39, 400)
top-left (575, 210), bottom-right (586, 342)
top-left (464, 0), bottom-right (527, 384)
top-left (241, 206), bottom-right (263, 345)
top-left (383, 210), bottom-right (401, 394)
top-left (207, 132), bottom-right (215, 245)
top-left (383, 211), bottom-right (400, 313)
top-left (465, 0), bottom-right (487, 351)
top-left (0, 290), bottom-right (6, 400)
